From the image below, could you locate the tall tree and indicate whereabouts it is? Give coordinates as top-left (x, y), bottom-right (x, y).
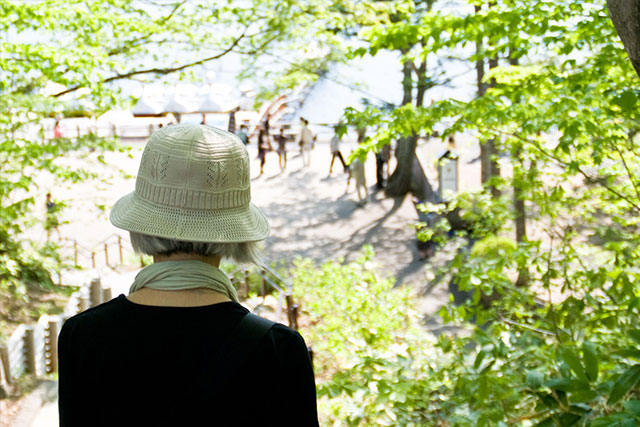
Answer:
top-left (608, 0), bottom-right (640, 77)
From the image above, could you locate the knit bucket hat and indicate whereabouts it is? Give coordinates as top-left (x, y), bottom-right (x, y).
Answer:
top-left (110, 124), bottom-right (270, 242)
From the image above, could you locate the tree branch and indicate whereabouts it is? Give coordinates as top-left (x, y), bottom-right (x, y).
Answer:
top-left (52, 31), bottom-right (247, 98)
top-left (614, 144), bottom-right (640, 203)
top-left (477, 126), bottom-right (640, 214)
top-left (107, 1), bottom-right (187, 57)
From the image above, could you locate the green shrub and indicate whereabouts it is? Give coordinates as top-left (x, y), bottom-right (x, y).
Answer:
top-left (291, 247), bottom-right (448, 426)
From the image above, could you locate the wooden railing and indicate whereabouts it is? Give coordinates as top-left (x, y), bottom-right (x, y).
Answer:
top-left (43, 123), bottom-right (165, 141)
top-left (0, 278), bottom-right (110, 387)
top-left (57, 234), bottom-right (140, 271)
top-left (229, 264), bottom-right (299, 329)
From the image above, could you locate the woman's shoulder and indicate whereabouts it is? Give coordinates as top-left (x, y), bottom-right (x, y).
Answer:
top-left (61, 296), bottom-right (248, 332)
top-left (260, 321), bottom-right (311, 362)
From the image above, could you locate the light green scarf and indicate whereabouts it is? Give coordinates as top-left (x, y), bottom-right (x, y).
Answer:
top-left (129, 260), bottom-right (238, 303)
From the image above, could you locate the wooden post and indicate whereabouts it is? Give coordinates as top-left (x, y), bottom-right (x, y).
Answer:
top-left (104, 243), bottom-right (109, 267)
top-left (77, 125), bottom-right (81, 138)
top-left (244, 268), bottom-right (250, 297)
top-left (78, 295), bottom-right (88, 312)
top-left (24, 327), bottom-right (36, 375)
top-left (260, 274), bottom-right (266, 298)
top-left (149, 124), bottom-right (154, 136)
top-left (293, 304), bottom-right (299, 330)
top-left (285, 294), bottom-right (299, 330)
top-left (118, 236), bottom-right (123, 265)
top-left (46, 320), bottom-right (59, 373)
top-left (102, 287), bottom-right (112, 302)
top-left (0, 344), bottom-right (12, 384)
top-left (74, 241), bottom-right (78, 266)
top-left (112, 124), bottom-right (117, 137)
top-left (90, 278), bottom-right (102, 307)
top-left (91, 251), bottom-right (96, 268)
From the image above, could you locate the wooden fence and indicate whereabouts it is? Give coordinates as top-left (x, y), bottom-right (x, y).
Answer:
top-left (0, 266), bottom-right (300, 388)
top-left (62, 234), bottom-right (141, 271)
top-left (0, 278), bottom-right (110, 387)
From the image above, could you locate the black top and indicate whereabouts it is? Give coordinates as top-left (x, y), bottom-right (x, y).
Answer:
top-left (58, 295), bottom-right (318, 427)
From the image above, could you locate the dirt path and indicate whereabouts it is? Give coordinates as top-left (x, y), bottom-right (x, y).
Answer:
top-left (31, 135), bottom-right (483, 314)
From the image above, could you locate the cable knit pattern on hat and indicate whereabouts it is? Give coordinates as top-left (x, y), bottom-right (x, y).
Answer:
top-left (109, 124), bottom-right (270, 243)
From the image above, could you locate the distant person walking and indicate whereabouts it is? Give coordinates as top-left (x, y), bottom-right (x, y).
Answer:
top-left (329, 125), bottom-right (347, 174)
top-left (53, 120), bottom-right (63, 139)
top-left (346, 153), bottom-right (368, 204)
top-left (447, 135), bottom-right (456, 150)
top-left (375, 143), bottom-right (391, 190)
top-left (227, 107), bottom-right (239, 133)
top-left (257, 126), bottom-right (272, 176)
top-left (275, 127), bottom-right (287, 171)
top-left (298, 118), bottom-right (314, 167)
top-left (235, 124), bottom-right (249, 145)
top-left (45, 192), bottom-right (61, 241)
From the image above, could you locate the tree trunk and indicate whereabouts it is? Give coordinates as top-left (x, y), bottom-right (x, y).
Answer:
top-left (386, 52), bottom-right (430, 199)
top-left (416, 58), bottom-right (428, 108)
top-left (476, 3), bottom-right (495, 194)
top-left (475, 5), bottom-right (488, 98)
top-left (509, 55), bottom-right (526, 248)
top-left (386, 134), bottom-right (433, 201)
top-left (508, 53), bottom-right (529, 286)
top-left (401, 51), bottom-right (413, 106)
top-left (486, 56), bottom-right (501, 198)
top-left (608, 0), bottom-right (640, 78)
top-left (513, 144), bottom-right (529, 287)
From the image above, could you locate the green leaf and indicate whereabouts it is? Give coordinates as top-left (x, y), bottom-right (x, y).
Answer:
top-left (474, 349), bottom-right (489, 370)
top-left (623, 400), bottom-right (640, 417)
top-left (534, 418), bottom-right (555, 427)
top-left (608, 364), bottom-right (640, 406)
top-left (592, 413), bottom-right (637, 427)
top-left (629, 330), bottom-right (640, 345)
top-left (582, 341), bottom-right (598, 382)
top-left (571, 389), bottom-right (599, 403)
top-left (543, 378), bottom-right (588, 392)
top-left (558, 347), bottom-right (589, 383)
top-left (527, 370), bottom-right (544, 389)
top-left (613, 90), bottom-right (638, 111)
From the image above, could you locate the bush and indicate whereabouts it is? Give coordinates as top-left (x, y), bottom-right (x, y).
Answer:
top-left (290, 240), bottom-right (640, 425)
top-left (291, 247), bottom-right (448, 426)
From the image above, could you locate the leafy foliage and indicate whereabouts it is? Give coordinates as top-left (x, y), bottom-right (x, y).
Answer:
top-left (291, 248), bottom-right (448, 426)
top-left (278, 0), bottom-right (640, 424)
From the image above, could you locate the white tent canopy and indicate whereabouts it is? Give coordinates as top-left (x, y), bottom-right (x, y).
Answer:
top-left (164, 95), bottom-right (197, 114)
top-left (132, 96), bottom-right (164, 116)
top-left (98, 110), bottom-right (134, 122)
top-left (198, 93), bottom-right (238, 113)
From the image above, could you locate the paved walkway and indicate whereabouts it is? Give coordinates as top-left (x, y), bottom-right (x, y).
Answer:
top-left (17, 134), bottom-right (483, 426)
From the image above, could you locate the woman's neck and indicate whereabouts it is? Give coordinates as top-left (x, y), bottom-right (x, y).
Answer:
top-left (127, 253), bottom-right (229, 307)
top-left (153, 253), bottom-right (222, 267)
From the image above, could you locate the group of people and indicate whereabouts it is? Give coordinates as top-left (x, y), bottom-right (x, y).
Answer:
top-left (244, 117), bottom-right (317, 176)
top-left (237, 117), bottom-right (392, 204)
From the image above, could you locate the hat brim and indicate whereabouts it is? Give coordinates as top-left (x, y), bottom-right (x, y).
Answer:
top-left (110, 192), bottom-right (270, 243)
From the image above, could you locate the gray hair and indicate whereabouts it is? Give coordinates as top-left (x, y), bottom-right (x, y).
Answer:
top-left (129, 232), bottom-right (263, 265)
